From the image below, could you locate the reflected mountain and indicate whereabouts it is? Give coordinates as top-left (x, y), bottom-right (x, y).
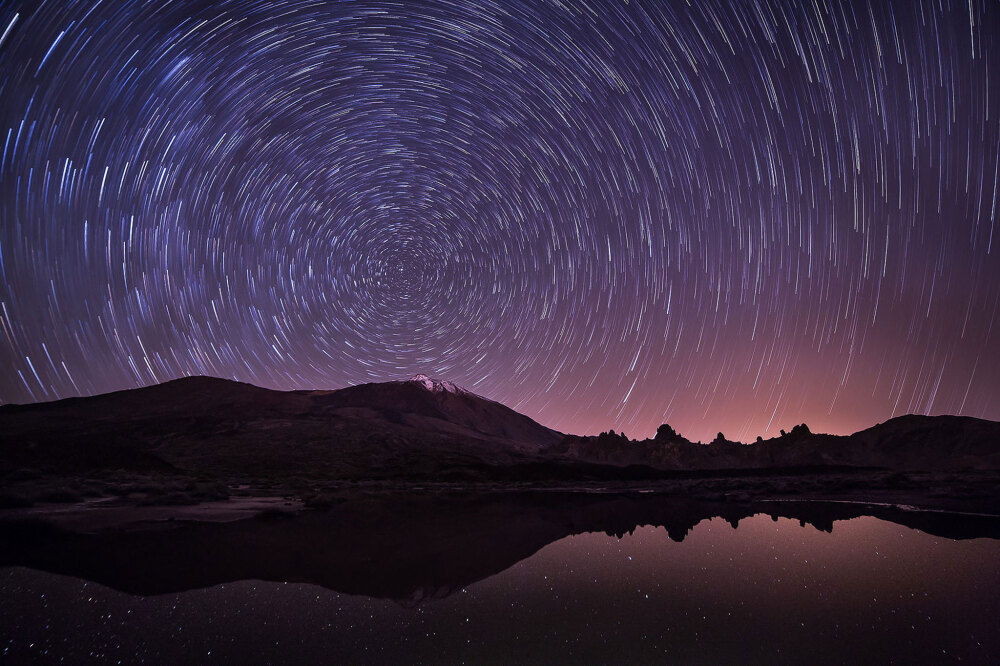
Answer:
top-left (2, 493), bottom-right (998, 603)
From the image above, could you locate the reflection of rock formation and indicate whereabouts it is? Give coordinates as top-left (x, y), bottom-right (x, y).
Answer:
top-left (1, 493), bottom-right (998, 602)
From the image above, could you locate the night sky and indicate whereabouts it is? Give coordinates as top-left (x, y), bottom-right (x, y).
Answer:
top-left (1, 0), bottom-right (998, 442)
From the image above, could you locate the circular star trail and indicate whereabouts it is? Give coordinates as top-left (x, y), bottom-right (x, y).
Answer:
top-left (1, 0), bottom-right (999, 441)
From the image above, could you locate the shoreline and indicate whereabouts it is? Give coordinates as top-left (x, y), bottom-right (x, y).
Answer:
top-left (2, 467), bottom-right (999, 534)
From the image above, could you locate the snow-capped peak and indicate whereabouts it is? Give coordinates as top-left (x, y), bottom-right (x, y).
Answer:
top-left (408, 374), bottom-right (466, 394)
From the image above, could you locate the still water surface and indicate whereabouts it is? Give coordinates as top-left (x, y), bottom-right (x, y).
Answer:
top-left (2, 513), bottom-right (998, 664)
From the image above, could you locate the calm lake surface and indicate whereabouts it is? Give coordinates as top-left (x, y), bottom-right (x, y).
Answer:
top-left (2, 513), bottom-right (998, 664)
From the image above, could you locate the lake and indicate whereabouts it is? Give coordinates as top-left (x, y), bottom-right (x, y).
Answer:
top-left (2, 498), bottom-right (998, 664)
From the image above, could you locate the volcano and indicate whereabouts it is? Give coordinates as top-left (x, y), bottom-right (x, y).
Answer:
top-left (0, 374), bottom-right (564, 478)
top-left (1, 375), bottom-right (998, 479)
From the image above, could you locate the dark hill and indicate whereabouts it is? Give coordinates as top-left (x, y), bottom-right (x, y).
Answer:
top-left (1, 375), bottom-right (997, 478)
top-left (0, 375), bottom-right (561, 478)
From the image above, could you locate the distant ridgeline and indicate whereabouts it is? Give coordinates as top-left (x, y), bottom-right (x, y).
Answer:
top-left (554, 416), bottom-right (1000, 471)
top-left (553, 422), bottom-right (818, 468)
top-left (0, 375), bottom-right (998, 478)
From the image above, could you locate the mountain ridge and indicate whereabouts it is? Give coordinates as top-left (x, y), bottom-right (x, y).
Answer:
top-left (1, 375), bottom-right (998, 477)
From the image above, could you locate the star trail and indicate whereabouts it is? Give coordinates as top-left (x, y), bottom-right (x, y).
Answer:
top-left (1, 0), bottom-right (998, 442)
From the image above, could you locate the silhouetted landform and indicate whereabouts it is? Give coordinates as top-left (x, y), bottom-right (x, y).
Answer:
top-left (0, 375), bottom-right (561, 479)
top-left (1, 375), bottom-right (998, 481)
top-left (2, 493), bottom-right (998, 602)
top-left (554, 416), bottom-right (1000, 471)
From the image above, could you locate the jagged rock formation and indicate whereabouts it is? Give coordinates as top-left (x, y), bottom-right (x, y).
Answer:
top-left (551, 417), bottom-right (998, 471)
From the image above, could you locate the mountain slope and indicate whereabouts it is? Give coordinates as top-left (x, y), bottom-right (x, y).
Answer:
top-left (308, 375), bottom-right (562, 450)
top-left (1, 375), bottom-right (998, 477)
top-left (0, 375), bottom-right (561, 477)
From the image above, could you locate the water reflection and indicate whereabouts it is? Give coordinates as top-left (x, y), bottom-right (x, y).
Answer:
top-left (1, 493), bottom-right (999, 601)
top-left (1, 495), bottom-right (999, 663)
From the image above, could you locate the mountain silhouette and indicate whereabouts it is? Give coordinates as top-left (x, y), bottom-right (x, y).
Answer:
top-left (304, 375), bottom-right (562, 450)
top-left (0, 375), bottom-right (564, 478)
top-left (1, 375), bottom-right (998, 478)
top-left (554, 415), bottom-right (1000, 471)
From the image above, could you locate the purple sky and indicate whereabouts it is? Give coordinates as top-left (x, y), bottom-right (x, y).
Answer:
top-left (1, 0), bottom-right (998, 441)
